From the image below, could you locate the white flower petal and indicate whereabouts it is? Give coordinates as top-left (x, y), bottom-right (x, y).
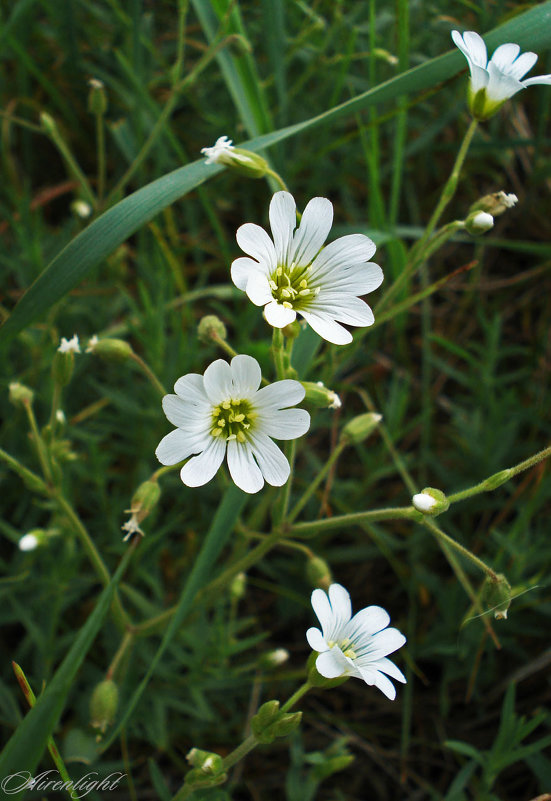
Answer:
top-left (173, 373), bottom-right (208, 404)
top-left (372, 657), bottom-right (407, 684)
top-left (309, 234), bottom-right (377, 276)
top-left (319, 262), bottom-right (384, 295)
top-left (245, 273), bottom-right (273, 307)
top-left (490, 42), bottom-right (520, 71)
top-left (258, 408), bottom-right (311, 440)
top-left (312, 295), bottom-right (375, 327)
top-left (364, 627), bottom-right (407, 659)
top-left (306, 627), bottom-right (328, 652)
top-left (203, 359), bottom-right (233, 405)
top-left (180, 436), bottom-right (226, 487)
top-left (316, 649), bottom-right (349, 679)
top-left (264, 300), bottom-right (297, 328)
top-left (487, 61), bottom-right (524, 102)
top-left (226, 439), bottom-right (264, 494)
top-left (329, 584), bottom-right (352, 628)
top-left (522, 73), bottom-right (551, 87)
top-left (290, 197), bottom-right (333, 267)
top-left (373, 671), bottom-right (397, 700)
top-left (254, 379), bottom-right (306, 411)
top-left (300, 309), bottom-right (352, 345)
top-left (347, 605), bottom-right (390, 637)
top-left (269, 191), bottom-right (296, 264)
top-left (156, 428), bottom-right (209, 465)
top-left (162, 395), bottom-right (209, 428)
top-left (230, 354), bottom-right (262, 396)
top-left (231, 256), bottom-right (262, 290)
top-left (248, 431), bottom-right (290, 486)
top-left (311, 588), bottom-right (333, 632)
top-left (460, 30), bottom-right (488, 68)
top-left (508, 51), bottom-right (538, 80)
top-left (236, 222), bottom-right (277, 270)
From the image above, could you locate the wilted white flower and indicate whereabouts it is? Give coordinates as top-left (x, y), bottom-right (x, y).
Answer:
top-left (231, 191), bottom-right (383, 345)
top-left (58, 334), bottom-right (80, 354)
top-left (18, 533), bottom-right (40, 552)
top-left (121, 514), bottom-right (144, 542)
top-left (201, 135), bottom-right (235, 164)
top-left (307, 583), bottom-right (406, 699)
top-left (155, 354), bottom-right (310, 494)
top-left (452, 30), bottom-right (551, 120)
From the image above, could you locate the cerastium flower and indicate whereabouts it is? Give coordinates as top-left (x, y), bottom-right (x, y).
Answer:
top-left (452, 30), bottom-right (551, 120)
top-left (231, 191), bottom-right (383, 345)
top-left (307, 583), bottom-right (406, 699)
top-left (156, 354), bottom-right (310, 494)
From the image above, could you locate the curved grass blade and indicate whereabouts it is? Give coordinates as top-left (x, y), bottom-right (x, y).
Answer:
top-left (1, 2), bottom-right (551, 346)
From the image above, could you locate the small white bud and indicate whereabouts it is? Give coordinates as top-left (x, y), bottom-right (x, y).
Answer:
top-left (19, 533), bottom-right (39, 552)
top-left (71, 200), bottom-right (92, 219)
top-left (467, 211), bottom-right (494, 234)
top-left (412, 493), bottom-right (438, 513)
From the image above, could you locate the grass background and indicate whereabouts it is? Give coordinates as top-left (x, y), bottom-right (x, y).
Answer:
top-left (1, 1), bottom-right (551, 799)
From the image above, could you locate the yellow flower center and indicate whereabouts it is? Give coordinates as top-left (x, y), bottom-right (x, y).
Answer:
top-left (327, 636), bottom-right (356, 660)
top-left (268, 262), bottom-right (320, 310)
top-left (211, 398), bottom-right (255, 443)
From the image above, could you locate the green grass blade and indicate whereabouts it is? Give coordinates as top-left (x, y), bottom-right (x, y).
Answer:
top-left (0, 550), bottom-right (131, 793)
top-left (2, 2), bottom-right (551, 345)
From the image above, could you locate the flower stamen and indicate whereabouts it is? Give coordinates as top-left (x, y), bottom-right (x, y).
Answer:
top-left (211, 398), bottom-right (255, 442)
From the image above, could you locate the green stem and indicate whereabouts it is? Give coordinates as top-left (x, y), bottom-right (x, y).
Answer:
top-left (12, 662), bottom-right (77, 800)
top-left (96, 112), bottom-right (106, 206)
top-left (106, 631), bottom-right (135, 681)
top-left (265, 168), bottom-right (289, 192)
top-left (129, 353), bottom-right (166, 395)
top-left (272, 327), bottom-right (286, 380)
top-left (0, 447), bottom-right (49, 495)
top-left (377, 118), bottom-right (478, 313)
top-left (42, 116), bottom-right (96, 209)
top-left (24, 401), bottom-right (53, 484)
top-left (55, 494), bottom-right (131, 630)
top-left (280, 680), bottom-right (312, 712)
top-left (287, 440), bottom-right (346, 523)
top-left (290, 506), bottom-right (420, 538)
top-left (448, 444), bottom-right (551, 504)
top-left (421, 518), bottom-right (497, 581)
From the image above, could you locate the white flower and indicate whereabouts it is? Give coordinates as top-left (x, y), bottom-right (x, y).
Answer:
top-left (201, 135), bottom-right (235, 164)
top-left (18, 533), bottom-right (40, 552)
top-left (412, 492), bottom-right (438, 513)
top-left (307, 583), bottom-right (406, 700)
top-left (155, 354), bottom-right (310, 494)
top-left (500, 192), bottom-right (518, 208)
top-left (452, 30), bottom-right (551, 119)
top-left (58, 334), bottom-right (80, 354)
top-left (86, 334), bottom-right (99, 353)
top-left (231, 191), bottom-right (383, 345)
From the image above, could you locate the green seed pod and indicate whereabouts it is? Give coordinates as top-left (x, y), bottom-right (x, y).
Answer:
top-left (52, 351), bottom-right (75, 387)
top-left (87, 337), bottom-right (133, 362)
top-left (302, 382), bottom-right (342, 410)
top-left (9, 382), bottom-right (34, 407)
top-left (469, 191), bottom-right (518, 217)
top-left (89, 679), bottom-right (118, 733)
top-left (306, 555), bottom-right (332, 590)
top-left (271, 711), bottom-right (302, 738)
top-left (130, 479), bottom-right (161, 523)
top-left (482, 573), bottom-right (512, 620)
top-left (88, 78), bottom-right (108, 116)
top-left (40, 111), bottom-right (58, 136)
top-left (483, 469), bottom-right (513, 491)
top-left (197, 315), bottom-right (227, 344)
top-left (340, 412), bottom-right (382, 445)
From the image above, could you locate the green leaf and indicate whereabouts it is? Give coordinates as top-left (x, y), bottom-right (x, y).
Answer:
top-left (0, 552), bottom-right (130, 797)
top-left (445, 740), bottom-right (485, 765)
top-left (2, 2), bottom-right (551, 345)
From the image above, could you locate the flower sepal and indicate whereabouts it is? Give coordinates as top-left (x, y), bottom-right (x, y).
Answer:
top-left (306, 653), bottom-right (349, 689)
top-left (482, 573), bottom-right (512, 620)
top-left (251, 700), bottom-right (302, 744)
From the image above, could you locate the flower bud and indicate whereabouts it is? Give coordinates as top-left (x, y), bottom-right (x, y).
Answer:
top-left (18, 531), bottom-right (42, 551)
top-left (71, 200), bottom-right (92, 219)
top-left (281, 320), bottom-right (302, 340)
top-left (483, 469), bottom-right (513, 491)
top-left (302, 382), bottom-right (342, 410)
top-left (465, 211), bottom-right (494, 235)
top-left (88, 78), bottom-right (108, 116)
top-left (258, 648), bottom-right (289, 670)
top-left (469, 191), bottom-right (518, 217)
top-left (186, 748), bottom-right (225, 775)
top-left (412, 488), bottom-right (449, 516)
top-left (89, 679), bottom-right (118, 733)
top-left (306, 555), bottom-right (332, 590)
top-left (197, 315), bottom-right (227, 344)
top-left (230, 571), bottom-right (247, 601)
top-left (129, 479), bottom-right (161, 524)
top-left (270, 711), bottom-right (302, 738)
top-left (86, 336), bottom-right (133, 361)
top-left (251, 701), bottom-right (302, 744)
top-left (9, 382), bottom-right (34, 407)
top-left (340, 412), bottom-right (382, 445)
top-left (482, 573), bottom-right (512, 620)
top-left (40, 111), bottom-right (58, 136)
top-left (201, 136), bottom-right (269, 179)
